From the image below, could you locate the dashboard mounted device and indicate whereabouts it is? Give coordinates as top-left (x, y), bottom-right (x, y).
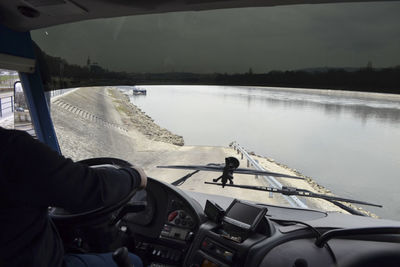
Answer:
top-left (204, 200), bottom-right (225, 223)
top-left (221, 199), bottom-right (268, 242)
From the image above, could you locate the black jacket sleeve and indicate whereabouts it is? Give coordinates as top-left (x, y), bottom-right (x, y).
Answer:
top-left (0, 127), bottom-right (142, 212)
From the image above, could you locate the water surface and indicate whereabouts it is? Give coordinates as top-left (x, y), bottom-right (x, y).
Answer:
top-left (124, 85), bottom-right (400, 220)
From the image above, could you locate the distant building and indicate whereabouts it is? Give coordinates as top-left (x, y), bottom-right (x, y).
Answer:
top-left (86, 56), bottom-right (91, 69)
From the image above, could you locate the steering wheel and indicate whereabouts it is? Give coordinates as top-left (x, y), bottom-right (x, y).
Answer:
top-left (49, 157), bottom-right (138, 226)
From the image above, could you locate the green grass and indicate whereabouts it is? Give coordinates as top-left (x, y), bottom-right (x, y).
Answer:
top-left (0, 75), bottom-right (18, 82)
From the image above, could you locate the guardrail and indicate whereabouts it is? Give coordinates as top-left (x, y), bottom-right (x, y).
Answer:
top-left (230, 142), bottom-right (308, 209)
top-left (50, 88), bottom-right (76, 99)
top-left (0, 95), bottom-right (14, 118)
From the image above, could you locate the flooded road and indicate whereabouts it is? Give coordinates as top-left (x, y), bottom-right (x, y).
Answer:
top-left (125, 85), bottom-right (400, 220)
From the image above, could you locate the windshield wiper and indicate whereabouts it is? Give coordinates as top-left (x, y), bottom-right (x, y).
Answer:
top-left (171, 170), bottom-right (200, 186)
top-left (204, 182), bottom-right (382, 208)
top-left (170, 163), bottom-right (222, 186)
top-left (159, 165), bottom-right (304, 179)
top-left (158, 157), bottom-right (304, 188)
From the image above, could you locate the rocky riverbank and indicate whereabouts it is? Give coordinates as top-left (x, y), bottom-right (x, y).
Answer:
top-left (108, 88), bottom-right (184, 146)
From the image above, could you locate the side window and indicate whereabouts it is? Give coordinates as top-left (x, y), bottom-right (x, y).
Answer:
top-left (0, 69), bottom-right (18, 129)
top-left (0, 68), bottom-right (36, 136)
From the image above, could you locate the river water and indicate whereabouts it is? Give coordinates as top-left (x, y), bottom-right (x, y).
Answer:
top-left (124, 85), bottom-right (400, 220)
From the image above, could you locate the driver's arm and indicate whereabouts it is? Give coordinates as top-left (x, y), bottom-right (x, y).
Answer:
top-left (0, 128), bottom-right (145, 213)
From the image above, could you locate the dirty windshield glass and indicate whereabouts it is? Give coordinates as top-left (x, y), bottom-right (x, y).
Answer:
top-left (31, 2), bottom-right (400, 220)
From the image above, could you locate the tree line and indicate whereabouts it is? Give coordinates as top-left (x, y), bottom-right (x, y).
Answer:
top-left (35, 44), bottom-right (400, 94)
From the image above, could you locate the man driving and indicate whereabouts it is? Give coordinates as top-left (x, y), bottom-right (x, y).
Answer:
top-left (0, 127), bottom-right (145, 267)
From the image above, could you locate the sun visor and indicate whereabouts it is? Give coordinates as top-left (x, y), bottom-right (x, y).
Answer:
top-left (0, 53), bottom-right (35, 73)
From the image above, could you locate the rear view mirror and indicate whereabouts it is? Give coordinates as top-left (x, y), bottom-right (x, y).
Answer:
top-left (13, 80), bottom-right (36, 136)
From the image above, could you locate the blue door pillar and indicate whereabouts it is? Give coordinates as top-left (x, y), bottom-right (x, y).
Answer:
top-left (0, 24), bottom-right (60, 153)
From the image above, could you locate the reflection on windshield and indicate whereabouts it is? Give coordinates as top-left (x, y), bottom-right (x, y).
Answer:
top-left (31, 2), bottom-right (400, 93)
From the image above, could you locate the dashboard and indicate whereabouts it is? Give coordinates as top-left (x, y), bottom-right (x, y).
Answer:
top-left (120, 178), bottom-right (204, 266)
top-left (119, 178), bottom-right (400, 267)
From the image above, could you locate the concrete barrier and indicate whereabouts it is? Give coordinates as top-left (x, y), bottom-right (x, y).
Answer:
top-left (230, 141), bottom-right (308, 209)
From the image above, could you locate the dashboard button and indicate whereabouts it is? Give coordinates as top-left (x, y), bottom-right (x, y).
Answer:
top-left (168, 211), bottom-right (178, 222)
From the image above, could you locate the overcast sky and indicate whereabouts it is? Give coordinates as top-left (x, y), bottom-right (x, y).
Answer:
top-left (31, 1), bottom-right (400, 74)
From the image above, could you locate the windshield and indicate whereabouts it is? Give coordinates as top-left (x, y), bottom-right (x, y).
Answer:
top-left (31, 1), bottom-right (400, 220)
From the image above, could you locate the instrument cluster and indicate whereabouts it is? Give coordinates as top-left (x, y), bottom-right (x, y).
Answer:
top-left (160, 198), bottom-right (196, 242)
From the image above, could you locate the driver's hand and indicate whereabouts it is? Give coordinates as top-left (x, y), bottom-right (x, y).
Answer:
top-left (132, 166), bottom-right (147, 189)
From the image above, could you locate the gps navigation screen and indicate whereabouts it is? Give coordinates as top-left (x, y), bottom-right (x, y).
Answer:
top-left (225, 202), bottom-right (263, 225)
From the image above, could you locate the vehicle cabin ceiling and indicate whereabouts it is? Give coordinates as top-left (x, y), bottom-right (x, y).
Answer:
top-left (0, 0), bottom-right (398, 32)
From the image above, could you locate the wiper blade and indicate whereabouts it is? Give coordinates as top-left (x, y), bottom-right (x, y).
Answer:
top-left (171, 170), bottom-right (200, 186)
top-left (236, 168), bottom-right (304, 180)
top-left (205, 182), bottom-right (382, 208)
top-left (169, 162), bottom-right (222, 186)
top-left (157, 165), bottom-right (304, 180)
top-left (329, 200), bottom-right (368, 216)
top-left (160, 157), bottom-right (303, 188)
